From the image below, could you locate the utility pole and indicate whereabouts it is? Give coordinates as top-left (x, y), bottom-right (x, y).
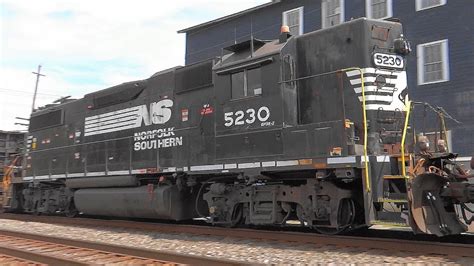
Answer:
top-left (31, 65), bottom-right (46, 112)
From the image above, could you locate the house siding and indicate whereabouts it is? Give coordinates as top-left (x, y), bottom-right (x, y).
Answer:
top-left (182, 0), bottom-right (474, 156)
top-left (184, 0), bottom-right (321, 64)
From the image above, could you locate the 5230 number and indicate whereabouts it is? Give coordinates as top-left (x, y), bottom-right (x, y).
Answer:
top-left (373, 53), bottom-right (404, 69)
top-left (224, 106), bottom-right (270, 127)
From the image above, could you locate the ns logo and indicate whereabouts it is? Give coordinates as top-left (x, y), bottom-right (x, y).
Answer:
top-left (135, 99), bottom-right (173, 127)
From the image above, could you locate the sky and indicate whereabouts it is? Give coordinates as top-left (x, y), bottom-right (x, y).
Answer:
top-left (0, 0), bottom-right (267, 131)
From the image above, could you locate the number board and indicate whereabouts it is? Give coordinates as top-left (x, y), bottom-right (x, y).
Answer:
top-left (373, 53), bottom-right (404, 69)
top-left (224, 106), bottom-right (271, 127)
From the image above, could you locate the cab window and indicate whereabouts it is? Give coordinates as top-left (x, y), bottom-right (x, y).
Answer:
top-left (231, 68), bottom-right (262, 99)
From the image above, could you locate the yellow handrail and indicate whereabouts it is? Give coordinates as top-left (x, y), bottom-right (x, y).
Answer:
top-left (342, 68), bottom-right (370, 192)
top-left (401, 100), bottom-right (412, 178)
top-left (440, 114), bottom-right (449, 152)
top-left (2, 166), bottom-right (12, 191)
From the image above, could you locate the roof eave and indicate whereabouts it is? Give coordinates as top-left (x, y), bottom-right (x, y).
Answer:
top-left (177, 0), bottom-right (280, 34)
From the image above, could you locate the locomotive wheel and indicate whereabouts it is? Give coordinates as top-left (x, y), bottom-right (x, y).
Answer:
top-left (226, 203), bottom-right (244, 228)
top-left (296, 204), bottom-right (307, 226)
top-left (65, 199), bottom-right (79, 218)
top-left (314, 198), bottom-right (356, 235)
top-left (32, 201), bottom-right (41, 216)
top-left (65, 209), bottom-right (78, 218)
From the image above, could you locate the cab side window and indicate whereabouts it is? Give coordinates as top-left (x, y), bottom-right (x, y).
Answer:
top-left (231, 71), bottom-right (245, 99)
top-left (247, 68), bottom-right (262, 96)
top-left (230, 68), bottom-right (262, 99)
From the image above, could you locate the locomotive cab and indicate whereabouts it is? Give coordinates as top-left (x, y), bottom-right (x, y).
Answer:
top-left (202, 18), bottom-right (417, 232)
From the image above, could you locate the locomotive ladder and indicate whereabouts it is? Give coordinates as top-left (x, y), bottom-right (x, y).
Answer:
top-left (1, 157), bottom-right (20, 209)
top-left (373, 101), bottom-right (413, 226)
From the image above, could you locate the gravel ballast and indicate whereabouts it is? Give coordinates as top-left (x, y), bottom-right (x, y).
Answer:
top-left (0, 219), bottom-right (472, 264)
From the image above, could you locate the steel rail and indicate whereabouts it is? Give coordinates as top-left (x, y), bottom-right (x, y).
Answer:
top-left (0, 246), bottom-right (68, 265)
top-left (0, 228), bottom-right (245, 265)
top-left (1, 213), bottom-right (473, 259)
top-left (0, 245), bottom-right (86, 265)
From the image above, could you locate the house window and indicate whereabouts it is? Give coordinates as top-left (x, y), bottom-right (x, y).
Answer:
top-left (322, 0), bottom-right (344, 28)
top-left (282, 7), bottom-right (304, 36)
top-left (231, 68), bottom-right (262, 99)
top-left (417, 39), bottom-right (450, 85)
top-left (366, 0), bottom-right (392, 19)
top-left (416, 0), bottom-right (447, 11)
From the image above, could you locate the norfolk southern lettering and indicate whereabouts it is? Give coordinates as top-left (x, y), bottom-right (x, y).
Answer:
top-left (133, 128), bottom-right (183, 151)
top-left (84, 98), bottom-right (183, 150)
top-left (84, 99), bottom-right (174, 137)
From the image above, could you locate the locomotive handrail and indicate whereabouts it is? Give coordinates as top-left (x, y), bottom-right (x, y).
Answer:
top-left (340, 67), bottom-right (370, 193)
top-left (2, 156), bottom-right (20, 207)
top-left (278, 69), bottom-right (346, 84)
top-left (401, 100), bottom-right (412, 178)
top-left (440, 112), bottom-right (449, 152)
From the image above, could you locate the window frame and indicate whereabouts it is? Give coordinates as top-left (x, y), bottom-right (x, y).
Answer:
top-left (365, 0), bottom-right (393, 20)
top-left (415, 0), bottom-right (447, 11)
top-left (282, 6), bottom-right (304, 36)
top-left (321, 0), bottom-right (345, 29)
top-left (416, 39), bottom-right (450, 85)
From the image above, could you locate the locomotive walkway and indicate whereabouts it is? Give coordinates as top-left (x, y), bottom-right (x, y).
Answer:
top-left (0, 228), bottom-right (243, 265)
top-left (0, 213), bottom-right (473, 262)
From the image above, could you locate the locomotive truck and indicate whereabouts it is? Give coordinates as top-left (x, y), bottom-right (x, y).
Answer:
top-left (3, 18), bottom-right (473, 236)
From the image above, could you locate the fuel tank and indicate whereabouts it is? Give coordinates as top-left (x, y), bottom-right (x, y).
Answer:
top-left (66, 175), bottom-right (139, 189)
top-left (74, 185), bottom-right (196, 220)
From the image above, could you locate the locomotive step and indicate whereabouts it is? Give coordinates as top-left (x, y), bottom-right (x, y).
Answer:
top-left (371, 220), bottom-right (409, 227)
top-left (383, 175), bottom-right (407, 179)
top-left (377, 198), bottom-right (408, 203)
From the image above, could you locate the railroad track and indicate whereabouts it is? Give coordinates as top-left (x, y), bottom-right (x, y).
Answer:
top-left (0, 213), bottom-right (473, 260)
top-left (0, 253), bottom-right (44, 265)
top-left (0, 228), bottom-right (244, 265)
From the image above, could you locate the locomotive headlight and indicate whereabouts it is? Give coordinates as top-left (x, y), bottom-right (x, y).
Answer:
top-left (394, 34), bottom-right (411, 55)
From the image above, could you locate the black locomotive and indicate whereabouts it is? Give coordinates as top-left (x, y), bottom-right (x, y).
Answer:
top-left (4, 18), bottom-right (473, 236)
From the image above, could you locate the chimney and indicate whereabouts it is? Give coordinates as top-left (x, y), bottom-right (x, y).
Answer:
top-left (279, 25), bottom-right (291, 43)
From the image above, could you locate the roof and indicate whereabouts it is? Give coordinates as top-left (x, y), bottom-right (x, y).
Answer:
top-left (223, 38), bottom-right (269, 52)
top-left (214, 39), bottom-right (284, 72)
top-left (177, 0), bottom-right (280, 34)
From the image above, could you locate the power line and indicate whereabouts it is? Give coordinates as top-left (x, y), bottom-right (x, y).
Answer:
top-left (0, 88), bottom-right (62, 97)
